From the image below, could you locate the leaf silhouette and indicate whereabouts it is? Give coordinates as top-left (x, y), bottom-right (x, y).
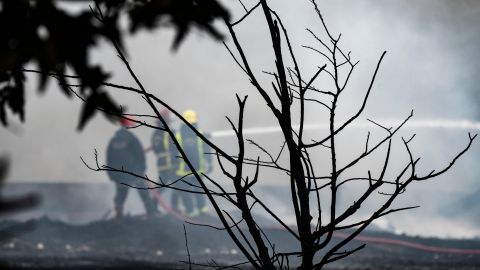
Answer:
top-left (0, 0), bottom-right (229, 129)
top-left (77, 90), bottom-right (121, 130)
top-left (78, 93), bottom-right (99, 131)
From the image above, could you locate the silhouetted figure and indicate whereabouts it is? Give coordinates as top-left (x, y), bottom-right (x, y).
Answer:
top-left (151, 110), bottom-right (178, 208)
top-left (173, 110), bottom-right (213, 217)
top-left (106, 117), bottom-right (158, 218)
top-left (0, 155), bottom-right (39, 215)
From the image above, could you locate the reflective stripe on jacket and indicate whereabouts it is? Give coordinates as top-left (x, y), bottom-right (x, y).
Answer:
top-left (152, 126), bottom-right (178, 173)
top-left (175, 127), bottom-right (206, 176)
top-left (153, 131), bottom-right (174, 172)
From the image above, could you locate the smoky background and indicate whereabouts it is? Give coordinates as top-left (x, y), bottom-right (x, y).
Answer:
top-left (0, 0), bottom-right (479, 237)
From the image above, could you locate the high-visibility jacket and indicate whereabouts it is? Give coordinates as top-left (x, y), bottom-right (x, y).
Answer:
top-left (151, 128), bottom-right (177, 173)
top-left (175, 124), bottom-right (209, 176)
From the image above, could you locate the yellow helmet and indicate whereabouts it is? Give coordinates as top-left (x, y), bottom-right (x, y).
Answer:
top-left (183, 109), bottom-right (198, 124)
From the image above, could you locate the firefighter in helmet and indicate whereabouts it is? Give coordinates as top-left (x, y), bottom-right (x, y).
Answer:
top-left (172, 109), bottom-right (213, 217)
top-left (151, 109), bottom-right (178, 206)
top-left (106, 116), bottom-right (158, 218)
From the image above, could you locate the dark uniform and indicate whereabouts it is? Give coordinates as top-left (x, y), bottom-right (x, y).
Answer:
top-left (106, 128), bottom-right (157, 217)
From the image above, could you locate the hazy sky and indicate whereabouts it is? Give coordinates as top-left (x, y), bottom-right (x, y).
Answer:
top-left (1, 0), bottom-right (480, 236)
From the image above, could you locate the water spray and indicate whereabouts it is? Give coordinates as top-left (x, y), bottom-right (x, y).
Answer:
top-left (210, 119), bottom-right (480, 138)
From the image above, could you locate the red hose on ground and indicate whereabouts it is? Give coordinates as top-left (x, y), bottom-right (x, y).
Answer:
top-left (336, 232), bottom-right (480, 255)
top-left (149, 187), bottom-right (480, 256)
top-left (150, 186), bottom-right (196, 223)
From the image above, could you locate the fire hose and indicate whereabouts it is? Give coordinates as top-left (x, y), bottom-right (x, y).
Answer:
top-left (147, 120), bottom-right (480, 256)
top-left (149, 187), bottom-right (480, 256)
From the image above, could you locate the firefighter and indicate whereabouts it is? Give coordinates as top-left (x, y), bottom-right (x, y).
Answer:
top-left (106, 116), bottom-right (158, 218)
top-left (151, 110), bottom-right (178, 207)
top-left (173, 109), bottom-right (213, 217)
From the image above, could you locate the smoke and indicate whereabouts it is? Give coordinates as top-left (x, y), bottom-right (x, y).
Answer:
top-left (0, 0), bottom-right (479, 237)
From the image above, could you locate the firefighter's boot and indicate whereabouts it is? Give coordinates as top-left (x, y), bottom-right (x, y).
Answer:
top-left (114, 204), bottom-right (124, 219)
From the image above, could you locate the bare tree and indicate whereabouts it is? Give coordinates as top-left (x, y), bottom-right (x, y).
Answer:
top-left (31, 0), bottom-right (476, 269)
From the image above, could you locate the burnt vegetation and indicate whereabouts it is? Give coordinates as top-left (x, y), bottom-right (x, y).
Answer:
top-left (4, 0), bottom-right (477, 269)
